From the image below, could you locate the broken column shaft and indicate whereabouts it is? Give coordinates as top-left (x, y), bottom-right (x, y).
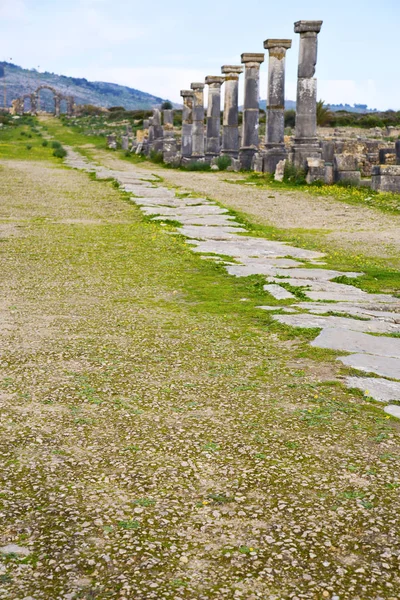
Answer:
top-left (239, 53), bottom-right (264, 170)
top-left (263, 39), bottom-right (292, 173)
top-left (221, 65), bottom-right (243, 158)
top-left (180, 90), bottom-right (194, 158)
top-left (190, 82), bottom-right (205, 159)
top-left (292, 20), bottom-right (323, 169)
top-left (205, 76), bottom-right (224, 159)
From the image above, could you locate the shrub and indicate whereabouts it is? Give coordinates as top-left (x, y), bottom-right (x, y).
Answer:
top-left (184, 161), bottom-right (211, 172)
top-left (161, 100), bottom-right (173, 110)
top-left (216, 155), bottom-right (232, 171)
top-left (26, 144), bottom-right (32, 150)
top-left (51, 140), bottom-right (62, 149)
top-left (316, 100), bottom-right (333, 126)
top-left (42, 140), bottom-right (48, 147)
top-left (283, 161), bottom-right (306, 185)
top-left (53, 146), bottom-right (67, 159)
top-left (284, 109), bottom-right (296, 128)
top-left (149, 150), bottom-right (164, 164)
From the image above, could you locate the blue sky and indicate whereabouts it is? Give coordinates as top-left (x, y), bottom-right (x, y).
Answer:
top-left (0, 0), bottom-right (399, 109)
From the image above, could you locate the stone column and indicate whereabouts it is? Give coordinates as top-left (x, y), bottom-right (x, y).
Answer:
top-left (292, 20), bottom-right (323, 169)
top-left (190, 82), bottom-right (205, 159)
top-left (221, 65), bottom-right (243, 158)
top-left (163, 109), bottom-right (177, 164)
top-left (152, 108), bottom-right (164, 152)
top-left (54, 95), bottom-right (61, 117)
top-left (180, 90), bottom-right (194, 158)
top-left (31, 93), bottom-right (38, 116)
top-left (239, 53), bottom-right (264, 170)
top-left (205, 76), bottom-right (224, 160)
top-left (263, 39), bottom-right (292, 173)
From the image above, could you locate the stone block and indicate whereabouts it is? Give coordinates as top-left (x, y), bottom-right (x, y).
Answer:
top-left (252, 153), bottom-right (264, 173)
top-left (334, 153), bottom-right (358, 172)
top-left (336, 171), bottom-right (361, 185)
top-left (371, 164), bottom-right (400, 192)
top-left (379, 148), bottom-right (396, 164)
top-left (306, 157), bottom-right (325, 184)
top-left (396, 140), bottom-right (400, 164)
top-left (321, 140), bottom-right (334, 163)
top-left (324, 164), bottom-right (334, 184)
top-left (274, 159), bottom-right (286, 182)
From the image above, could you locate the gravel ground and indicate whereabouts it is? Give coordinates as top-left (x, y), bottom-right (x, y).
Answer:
top-left (1, 158), bottom-right (400, 600)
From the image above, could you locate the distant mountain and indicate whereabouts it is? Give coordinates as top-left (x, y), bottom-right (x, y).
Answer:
top-left (0, 62), bottom-right (169, 111)
top-left (259, 99), bottom-right (379, 113)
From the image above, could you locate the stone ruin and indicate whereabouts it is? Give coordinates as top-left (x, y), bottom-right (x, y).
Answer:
top-left (109, 19), bottom-right (400, 194)
top-left (11, 85), bottom-right (75, 117)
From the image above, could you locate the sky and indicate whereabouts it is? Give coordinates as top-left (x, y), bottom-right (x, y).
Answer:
top-left (0, 0), bottom-right (399, 110)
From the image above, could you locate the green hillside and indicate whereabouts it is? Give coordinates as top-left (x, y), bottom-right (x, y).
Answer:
top-left (0, 62), bottom-right (168, 111)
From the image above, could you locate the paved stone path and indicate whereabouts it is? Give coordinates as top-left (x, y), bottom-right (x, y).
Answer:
top-left (64, 149), bottom-right (400, 415)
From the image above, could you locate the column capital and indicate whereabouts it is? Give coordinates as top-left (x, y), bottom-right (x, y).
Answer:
top-left (191, 82), bottom-right (205, 90)
top-left (221, 65), bottom-right (243, 75)
top-left (264, 39), bottom-right (292, 51)
top-left (241, 53), bottom-right (264, 66)
top-left (205, 76), bottom-right (225, 86)
top-left (180, 89), bottom-right (194, 98)
top-left (294, 20), bottom-right (322, 34)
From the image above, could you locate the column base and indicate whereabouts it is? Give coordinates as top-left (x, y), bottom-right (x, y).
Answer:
top-left (221, 149), bottom-right (239, 159)
top-left (239, 147), bottom-right (257, 171)
top-left (263, 146), bottom-right (287, 173)
top-left (292, 139), bottom-right (321, 170)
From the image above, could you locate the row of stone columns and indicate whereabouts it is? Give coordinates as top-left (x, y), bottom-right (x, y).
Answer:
top-left (172, 20), bottom-right (323, 171)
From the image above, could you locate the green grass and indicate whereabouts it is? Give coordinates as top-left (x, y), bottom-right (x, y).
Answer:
top-left (0, 119), bottom-right (57, 161)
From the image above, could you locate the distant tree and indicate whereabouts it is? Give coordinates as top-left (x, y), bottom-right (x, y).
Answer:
top-left (161, 100), bottom-right (173, 110)
top-left (316, 100), bottom-right (333, 126)
top-left (284, 109), bottom-right (296, 128)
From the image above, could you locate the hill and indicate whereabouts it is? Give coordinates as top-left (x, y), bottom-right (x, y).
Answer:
top-left (0, 62), bottom-right (168, 111)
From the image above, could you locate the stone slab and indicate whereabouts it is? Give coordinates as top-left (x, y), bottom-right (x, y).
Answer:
top-left (141, 205), bottom-right (228, 216)
top-left (312, 328), bottom-right (400, 358)
top-left (263, 284), bottom-right (295, 300)
top-left (152, 215), bottom-right (238, 226)
top-left (338, 354), bottom-right (400, 379)
top-left (384, 405), bottom-right (400, 419)
top-left (178, 225), bottom-right (247, 238)
top-left (273, 314), bottom-right (400, 334)
top-left (295, 302), bottom-right (400, 323)
top-left (345, 377), bottom-right (400, 403)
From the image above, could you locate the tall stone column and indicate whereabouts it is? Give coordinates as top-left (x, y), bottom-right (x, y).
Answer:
top-left (31, 93), bottom-right (38, 116)
top-left (292, 20), bottom-right (323, 169)
top-left (180, 90), bottom-right (194, 158)
top-left (163, 109), bottom-right (177, 164)
top-left (205, 76), bottom-right (224, 160)
top-left (190, 82), bottom-right (205, 159)
top-left (263, 39), bottom-right (292, 173)
top-left (221, 65), bottom-right (243, 158)
top-left (152, 108), bottom-right (164, 152)
top-left (239, 53), bottom-right (264, 170)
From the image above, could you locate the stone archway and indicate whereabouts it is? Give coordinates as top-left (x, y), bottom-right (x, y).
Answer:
top-left (12, 87), bottom-right (75, 117)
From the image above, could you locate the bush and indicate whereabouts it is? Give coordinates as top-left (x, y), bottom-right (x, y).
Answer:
top-left (149, 150), bottom-right (164, 164)
top-left (53, 146), bottom-right (67, 159)
top-left (161, 100), bottom-right (173, 110)
top-left (184, 161), bottom-right (211, 172)
top-left (284, 109), bottom-right (296, 128)
top-left (283, 162), bottom-right (306, 185)
top-left (26, 144), bottom-right (32, 150)
top-left (216, 155), bottom-right (232, 171)
top-left (51, 140), bottom-right (62, 149)
top-left (42, 140), bottom-right (48, 147)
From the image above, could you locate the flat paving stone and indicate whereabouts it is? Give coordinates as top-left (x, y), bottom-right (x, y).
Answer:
top-left (273, 313), bottom-right (400, 334)
top-left (384, 405), bottom-right (400, 419)
top-left (0, 544), bottom-right (30, 556)
top-left (312, 328), bottom-right (400, 358)
top-left (345, 377), bottom-right (400, 402)
top-left (178, 225), bottom-right (247, 238)
top-left (152, 215), bottom-right (238, 226)
top-left (141, 205), bottom-right (228, 216)
top-left (338, 354), bottom-right (400, 379)
top-left (263, 284), bottom-right (295, 300)
top-left (295, 302), bottom-right (400, 323)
